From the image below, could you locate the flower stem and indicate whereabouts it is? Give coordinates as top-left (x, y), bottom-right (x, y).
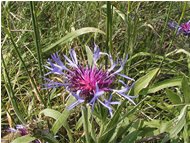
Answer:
top-left (82, 106), bottom-right (91, 143)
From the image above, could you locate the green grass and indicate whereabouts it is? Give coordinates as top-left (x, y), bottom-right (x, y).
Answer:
top-left (1, 1), bottom-right (190, 143)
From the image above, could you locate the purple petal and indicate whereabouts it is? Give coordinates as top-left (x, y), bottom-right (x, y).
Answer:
top-left (89, 90), bottom-right (104, 105)
top-left (118, 93), bottom-right (136, 105)
top-left (89, 83), bottom-right (105, 111)
top-left (63, 54), bottom-right (78, 68)
top-left (117, 73), bottom-right (135, 81)
top-left (67, 99), bottom-right (84, 110)
top-left (34, 140), bottom-right (41, 143)
top-left (16, 125), bottom-right (28, 136)
top-left (118, 80), bottom-right (127, 86)
top-left (111, 79), bottom-right (134, 94)
top-left (42, 78), bottom-right (67, 89)
top-left (45, 59), bottom-right (65, 75)
top-left (7, 128), bottom-right (17, 133)
top-left (51, 53), bottom-right (68, 71)
top-left (16, 125), bottom-right (25, 129)
top-left (109, 55), bottom-right (128, 76)
top-left (70, 90), bottom-right (81, 100)
top-left (108, 93), bottom-right (113, 101)
top-left (109, 101), bottom-right (120, 105)
top-left (105, 97), bottom-right (121, 105)
top-left (112, 87), bottom-right (129, 93)
top-left (98, 99), bottom-right (113, 117)
top-left (93, 44), bottom-right (101, 62)
top-left (168, 21), bottom-right (179, 29)
top-left (70, 49), bottom-right (78, 65)
top-left (67, 91), bottom-right (86, 110)
top-left (108, 63), bottom-right (116, 72)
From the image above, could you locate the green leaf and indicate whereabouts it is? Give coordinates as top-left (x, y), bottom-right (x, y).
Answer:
top-left (99, 97), bottom-right (147, 143)
top-left (97, 101), bottom-right (124, 143)
top-left (35, 132), bottom-right (59, 143)
top-left (144, 119), bottom-right (168, 133)
top-left (166, 89), bottom-right (182, 104)
top-left (90, 117), bottom-right (97, 142)
top-left (121, 130), bottom-right (142, 143)
top-left (43, 27), bottom-right (105, 53)
top-left (75, 116), bottom-right (83, 130)
top-left (169, 105), bottom-right (188, 138)
top-left (183, 124), bottom-right (189, 143)
top-left (182, 77), bottom-right (190, 103)
top-left (85, 45), bottom-right (93, 67)
top-left (144, 119), bottom-right (161, 129)
top-left (167, 48), bottom-right (190, 57)
top-left (40, 108), bottom-right (74, 143)
top-left (109, 118), bottom-right (131, 143)
top-left (12, 135), bottom-right (36, 143)
top-left (51, 96), bottom-right (75, 135)
top-left (148, 77), bottom-right (182, 94)
top-left (134, 68), bottom-right (159, 95)
top-left (40, 108), bottom-right (61, 120)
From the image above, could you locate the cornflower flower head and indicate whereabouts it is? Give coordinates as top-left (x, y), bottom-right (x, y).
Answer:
top-left (7, 125), bottom-right (40, 143)
top-left (8, 125), bottom-right (28, 136)
top-left (168, 20), bottom-right (190, 36)
top-left (44, 44), bottom-right (136, 116)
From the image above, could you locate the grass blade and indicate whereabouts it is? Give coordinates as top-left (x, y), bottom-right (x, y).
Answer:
top-left (148, 77), bottom-right (182, 94)
top-left (2, 27), bottom-right (45, 106)
top-left (43, 27), bottom-right (105, 53)
top-left (2, 54), bottom-right (26, 124)
top-left (30, 1), bottom-right (44, 82)
top-left (12, 135), bottom-right (36, 143)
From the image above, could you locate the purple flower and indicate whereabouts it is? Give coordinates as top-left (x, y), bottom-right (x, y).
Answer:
top-left (7, 125), bottom-right (40, 143)
top-left (44, 44), bottom-right (136, 116)
top-left (168, 20), bottom-right (190, 36)
top-left (179, 20), bottom-right (190, 35)
top-left (8, 125), bottom-right (28, 136)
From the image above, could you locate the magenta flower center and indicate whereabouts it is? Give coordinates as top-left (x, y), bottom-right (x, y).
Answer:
top-left (68, 66), bottom-right (114, 99)
top-left (181, 23), bottom-right (190, 32)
